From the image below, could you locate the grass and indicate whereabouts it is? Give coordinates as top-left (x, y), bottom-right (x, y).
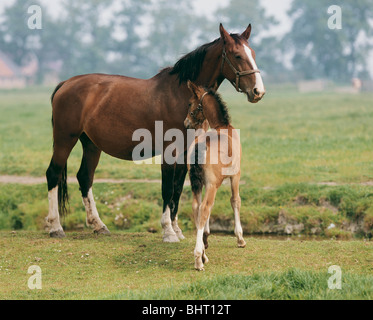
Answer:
top-left (0, 85), bottom-right (372, 185)
top-left (0, 181), bottom-right (372, 238)
top-left (0, 85), bottom-right (373, 299)
top-left (0, 231), bottom-right (372, 300)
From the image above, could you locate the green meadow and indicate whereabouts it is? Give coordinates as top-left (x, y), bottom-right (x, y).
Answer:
top-left (0, 84), bottom-right (372, 299)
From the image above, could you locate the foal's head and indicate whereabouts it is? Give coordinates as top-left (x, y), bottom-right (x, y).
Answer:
top-left (184, 80), bottom-right (231, 130)
top-left (184, 81), bottom-right (208, 130)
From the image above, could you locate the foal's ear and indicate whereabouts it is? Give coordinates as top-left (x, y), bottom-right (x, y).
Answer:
top-left (219, 23), bottom-right (234, 46)
top-left (187, 80), bottom-right (199, 97)
top-left (241, 24), bottom-right (252, 41)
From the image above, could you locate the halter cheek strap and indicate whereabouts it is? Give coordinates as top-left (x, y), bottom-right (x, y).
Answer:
top-left (199, 92), bottom-right (209, 108)
top-left (221, 47), bottom-right (260, 93)
top-left (190, 91), bottom-right (208, 126)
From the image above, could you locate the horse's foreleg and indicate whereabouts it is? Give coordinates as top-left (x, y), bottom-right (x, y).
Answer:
top-left (170, 163), bottom-right (188, 240)
top-left (231, 175), bottom-right (246, 248)
top-left (161, 164), bottom-right (179, 242)
top-left (77, 134), bottom-right (110, 235)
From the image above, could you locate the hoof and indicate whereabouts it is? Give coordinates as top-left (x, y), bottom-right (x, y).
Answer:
top-left (195, 267), bottom-right (205, 272)
top-left (50, 230), bottom-right (66, 238)
top-left (176, 232), bottom-right (186, 240)
top-left (237, 240), bottom-right (246, 248)
top-left (94, 226), bottom-right (111, 235)
top-left (163, 233), bottom-right (180, 243)
top-left (202, 253), bottom-right (209, 264)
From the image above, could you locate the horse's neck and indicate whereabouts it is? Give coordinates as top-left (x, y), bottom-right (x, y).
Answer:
top-left (196, 42), bottom-right (224, 90)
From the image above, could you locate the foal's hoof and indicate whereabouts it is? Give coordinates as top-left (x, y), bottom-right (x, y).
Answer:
top-left (50, 230), bottom-right (66, 238)
top-left (163, 233), bottom-right (180, 243)
top-left (237, 239), bottom-right (246, 248)
top-left (94, 226), bottom-right (111, 235)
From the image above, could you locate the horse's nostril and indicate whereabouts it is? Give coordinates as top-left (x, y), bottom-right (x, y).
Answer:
top-left (253, 88), bottom-right (265, 98)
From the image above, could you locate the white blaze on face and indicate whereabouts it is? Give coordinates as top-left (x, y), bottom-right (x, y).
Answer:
top-left (244, 45), bottom-right (265, 93)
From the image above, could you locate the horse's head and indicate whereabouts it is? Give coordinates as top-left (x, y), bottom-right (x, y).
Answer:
top-left (184, 80), bottom-right (208, 130)
top-left (219, 24), bottom-right (265, 103)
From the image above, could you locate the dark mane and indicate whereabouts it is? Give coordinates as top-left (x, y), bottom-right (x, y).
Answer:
top-left (169, 38), bottom-right (219, 84)
top-left (208, 89), bottom-right (231, 126)
top-left (169, 33), bottom-right (246, 85)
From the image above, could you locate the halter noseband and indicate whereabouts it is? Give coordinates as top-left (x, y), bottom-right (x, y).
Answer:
top-left (221, 47), bottom-right (260, 93)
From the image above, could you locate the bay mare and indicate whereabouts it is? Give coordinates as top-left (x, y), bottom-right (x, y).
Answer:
top-left (45, 24), bottom-right (265, 241)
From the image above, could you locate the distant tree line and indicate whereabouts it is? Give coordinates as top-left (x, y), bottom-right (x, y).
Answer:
top-left (0, 0), bottom-right (371, 83)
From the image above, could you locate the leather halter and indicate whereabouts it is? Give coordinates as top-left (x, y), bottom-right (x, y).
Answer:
top-left (189, 92), bottom-right (208, 126)
top-left (221, 47), bottom-right (260, 93)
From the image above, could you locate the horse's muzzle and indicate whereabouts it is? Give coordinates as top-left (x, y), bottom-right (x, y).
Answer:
top-left (247, 88), bottom-right (265, 103)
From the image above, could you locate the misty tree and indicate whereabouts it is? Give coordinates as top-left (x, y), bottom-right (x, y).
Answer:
top-left (52, 0), bottom-right (116, 79)
top-left (111, 0), bottom-right (153, 78)
top-left (0, 0), bottom-right (42, 66)
top-left (145, 0), bottom-right (200, 73)
top-left (285, 0), bottom-right (373, 81)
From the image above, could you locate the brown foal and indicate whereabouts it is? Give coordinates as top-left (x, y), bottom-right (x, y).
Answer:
top-left (185, 81), bottom-right (246, 271)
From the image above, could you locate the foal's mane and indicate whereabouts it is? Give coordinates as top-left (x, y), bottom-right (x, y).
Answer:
top-left (207, 89), bottom-right (231, 127)
top-left (169, 34), bottom-right (245, 84)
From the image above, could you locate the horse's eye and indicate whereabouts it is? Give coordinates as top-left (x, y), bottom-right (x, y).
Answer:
top-left (190, 112), bottom-right (194, 116)
top-left (235, 55), bottom-right (241, 60)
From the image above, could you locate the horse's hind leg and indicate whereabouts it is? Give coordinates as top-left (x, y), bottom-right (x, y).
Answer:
top-left (77, 133), bottom-right (110, 235)
top-left (170, 163), bottom-right (188, 240)
top-left (230, 174), bottom-right (246, 248)
top-left (46, 138), bottom-right (78, 238)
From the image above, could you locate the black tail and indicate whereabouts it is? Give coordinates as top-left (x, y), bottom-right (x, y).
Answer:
top-left (189, 143), bottom-right (205, 194)
top-left (51, 81), bottom-right (65, 128)
top-left (58, 164), bottom-right (69, 216)
top-left (51, 81), bottom-right (69, 216)
top-left (51, 81), bottom-right (65, 104)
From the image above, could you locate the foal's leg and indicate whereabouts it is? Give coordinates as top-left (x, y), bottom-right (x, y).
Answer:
top-left (203, 216), bottom-right (210, 249)
top-left (230, 174), bottom-right (246, 248)
top-left (160, 163), bottom-right (179, 242)
top-left (77, 133), bottom-right (110, 235)
top-left (192, 191), bottom-right (202, 227)
top-left (195, 185), bottom-right (217, 271)
top-left (170, 163), bottom-right (188, 240)
top-left (46, 137), bottom-right (78, 238)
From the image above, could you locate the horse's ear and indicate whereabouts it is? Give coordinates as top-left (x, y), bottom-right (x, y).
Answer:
top-left (187, 80), bottom-right (199, 97)
top-left (241, 24), bottom-right (252, 41)
top-left (219, 23), bottom-right (234, 46)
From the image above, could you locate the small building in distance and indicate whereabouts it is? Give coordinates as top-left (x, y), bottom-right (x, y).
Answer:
top-left (0, 51), bottom-right (38, 89)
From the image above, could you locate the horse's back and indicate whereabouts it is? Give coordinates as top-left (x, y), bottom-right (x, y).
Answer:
top-left (50, 73), bottom-right (160, 160)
